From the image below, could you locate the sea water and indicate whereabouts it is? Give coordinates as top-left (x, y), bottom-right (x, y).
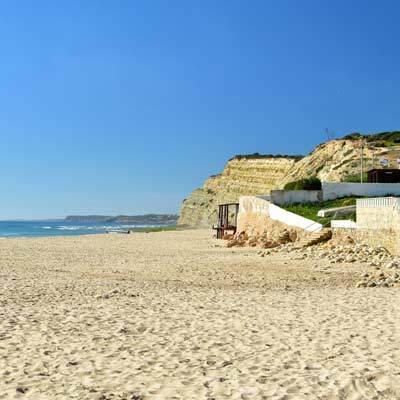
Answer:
top-left (0, 220), bottom-right (167, 238)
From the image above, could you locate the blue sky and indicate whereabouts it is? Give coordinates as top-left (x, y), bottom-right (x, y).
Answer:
top-left (0, 1), bottom-right (399, 219)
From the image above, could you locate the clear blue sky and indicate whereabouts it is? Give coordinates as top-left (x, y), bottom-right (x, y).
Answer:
top-left (1, 0), bottom-right (399, 219)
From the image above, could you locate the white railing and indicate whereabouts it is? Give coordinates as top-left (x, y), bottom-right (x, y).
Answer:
top-left (357, 197), bottom-right (400, 209)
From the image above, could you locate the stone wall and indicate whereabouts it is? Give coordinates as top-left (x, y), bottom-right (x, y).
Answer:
top-left (356, 197), bottom-right (400, 230)
top-left (333, 228), bottom-right (400, 255)
top-left (331, 197), bottom-right (400, 255)
top-left (332, 198), bottom-right (400, 255)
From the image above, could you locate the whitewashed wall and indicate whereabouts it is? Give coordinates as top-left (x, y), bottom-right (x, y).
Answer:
top-left (237, 196), bottom-right (323, 233)
top-left (237, 196), bottom-right (272, 235)
top-left (268, 203), bottom-right (322, 232)
top-left (322, 182), bottom-right (400, 200)
top-left (270, 190), bottom-right (322, 205)
top-left (356, 197), bottom-right (400, 230)
top-left (331, 220), bottom-right (357, 229)
top-left (238, 196), bottom-right (270, 215)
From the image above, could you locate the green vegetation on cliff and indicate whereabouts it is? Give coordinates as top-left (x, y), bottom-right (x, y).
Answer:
top-left (342, 173), bottom-right (368, 183)
top-left (284, 177), bottom-right (321, 190)
top-left (283, 197), bottom-right (358, 225)
top-left (342, 131), bottom-right (400, 147)
top-left (230, 153), bottom-right (303, 161)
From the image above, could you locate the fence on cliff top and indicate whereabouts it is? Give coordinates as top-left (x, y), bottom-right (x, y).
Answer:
top-left (357, 197), bottom-right (400, 209)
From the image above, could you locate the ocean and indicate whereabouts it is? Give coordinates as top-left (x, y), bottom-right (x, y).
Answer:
top-left (0, 220), bottom-right (172, 238)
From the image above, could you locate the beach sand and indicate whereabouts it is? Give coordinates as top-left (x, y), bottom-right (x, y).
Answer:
top-left (1, 229), bottom-right (400, 399)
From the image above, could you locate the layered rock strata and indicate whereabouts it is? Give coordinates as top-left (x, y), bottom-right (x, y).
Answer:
top-left (179, 139), bottom-right (400, 227)
top-left (178, 157), bottom-right (297, 227)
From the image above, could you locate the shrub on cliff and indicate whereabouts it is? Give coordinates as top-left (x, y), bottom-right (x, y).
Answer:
top-left (230, 153), bottom-right (303, 161)
top-left (342, 131), bottom-right (400, 147)
top-left (284, 177), bottom-right (322, 191)
top-left (342, 173), bottom-right (368, 183)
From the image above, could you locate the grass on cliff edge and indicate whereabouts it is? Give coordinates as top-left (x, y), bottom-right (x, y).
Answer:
top-left (282, 197), bottom-right (358, 226)
top-left (342, 131), bottom-right (400, 147)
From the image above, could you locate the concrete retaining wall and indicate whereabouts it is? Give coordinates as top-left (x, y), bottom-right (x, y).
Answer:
top-left (237, 196), bottom-right (322, 235)
top-left (356, 197), bottom-right (400, 230)
top-left (269, 204), bottom-right (322, 232)
top-left (237, 196), bottom-right (271, 236)
top-left (331, 220), bottom-right (357, 229)
top-left (318, 205), bottom-right (356, 218)
top-left (270, 190), bottom-right (322, 206)
top-left (332, 197), bottom-right (400, 255)
top-left (322, 182), bottom-right (400, 200)
top-left (333, 228), bottom-right (400, 255)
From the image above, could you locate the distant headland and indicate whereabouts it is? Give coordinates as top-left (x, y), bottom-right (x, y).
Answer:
top-left (65, 214), bottom-right (178, 225)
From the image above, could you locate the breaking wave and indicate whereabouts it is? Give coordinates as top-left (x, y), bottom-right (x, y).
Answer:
top-left (41, 224), bottom-right (161, 231)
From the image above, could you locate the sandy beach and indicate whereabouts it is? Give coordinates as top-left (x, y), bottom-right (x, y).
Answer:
top-left (1, 229), bottom-right (400, 399)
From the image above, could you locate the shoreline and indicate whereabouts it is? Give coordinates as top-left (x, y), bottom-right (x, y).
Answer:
top-left (0, 225), bottom-right (178, 240)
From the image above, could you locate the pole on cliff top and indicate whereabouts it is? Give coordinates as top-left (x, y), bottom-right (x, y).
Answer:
top-left (360, 137), bottom-right (366, 183)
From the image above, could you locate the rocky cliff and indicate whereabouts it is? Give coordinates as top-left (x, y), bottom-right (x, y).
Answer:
top-left (178, 157), bottom-right (299, 227)
top-left (179, 136), bottom-right (400, 227)
top-left (282, 139), bottom-right (400, 184)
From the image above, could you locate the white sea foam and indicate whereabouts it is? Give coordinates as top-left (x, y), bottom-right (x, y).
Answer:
top-left (39, 223), bottom-right (165, 232)
top-left (56, 226), bottom-right (85, 231)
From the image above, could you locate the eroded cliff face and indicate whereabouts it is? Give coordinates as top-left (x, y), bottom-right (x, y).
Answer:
top-left (178, 157), bottom-right (297, 227)
top-left (282, 139), bottom-right (396, 184)
top-left (179, 139), bottom-right (400, 227)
